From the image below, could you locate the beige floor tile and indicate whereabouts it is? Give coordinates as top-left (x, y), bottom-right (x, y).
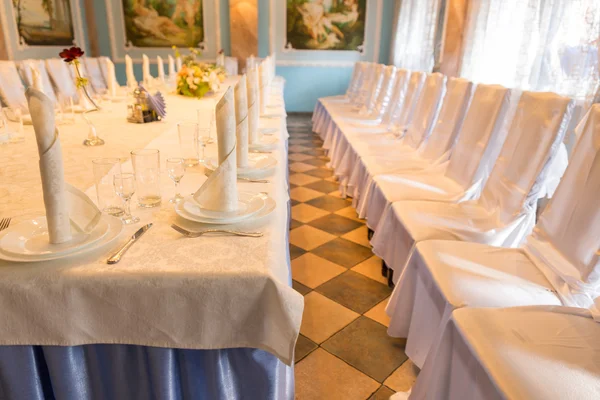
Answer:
top-left (292, 253), bottom-right (347, 288)
top-left (289, 173), bottom-right (322, 186)
top-left (289, 162), bottom-right (317, 173)
top-left (335, 206), bottom-right (363, 222)
top-left (324, 175), bottom-right (338, 182)
top-left (328, 190), bottom-right (344, 198)
top-left (288, 153), bottom-right (314, 162)
top-left (295, 349), bottom-right (380, 400)
top-left (289, 144), bottom-right (313, 152)
top-left (364, 298), bottom-right (391, 327)
top-left (300, 292), bottom-right (359, 343)
top-left (290, 187), bottom-right (324, 202)
top-left (289, 225), bottom-right (336, 251)
top-left (384, 360), bottom-right (419, 393)
top-left (351, 255), bottom-right (387, 285)
top-left (291, 203), bottom-right (330, 223)
top-left (342, 225), bottom-right (371, 247)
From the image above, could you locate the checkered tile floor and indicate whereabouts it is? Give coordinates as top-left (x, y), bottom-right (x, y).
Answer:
top-left (288, 114), bottom-right (418, 400)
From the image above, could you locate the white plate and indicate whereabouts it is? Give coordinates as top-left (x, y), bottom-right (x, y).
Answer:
top-left (0, 217), bottom-right (109, 257)
top-left (249, 137), bottom-right (278, 151)
top-left (205, 153), bottom-right (277, 175)
top-left (179, 191), bottom-right (265, 223)
top-left (260, 128), bottom-right (278, 135)
top-left (0, 215), bottom-right (123, 263)
top-left (177, 193), bottom-right (276, 225)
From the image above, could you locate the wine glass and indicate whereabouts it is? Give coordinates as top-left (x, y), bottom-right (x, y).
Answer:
top-left (113, 173), bottom-right (140, 224)
top-left (178, 122), bottom-right (200, 167)
top-left (197, 107), bottom-right (215, 144)
top-left (166, 158), bottom-right (185, 203)
top-left (198, 128), bottom-right (211, 164)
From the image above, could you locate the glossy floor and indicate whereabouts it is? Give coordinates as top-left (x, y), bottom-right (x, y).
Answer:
top-left (288, 114), bottom-right (418, 400)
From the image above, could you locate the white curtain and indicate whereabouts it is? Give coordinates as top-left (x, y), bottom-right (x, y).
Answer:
top-left (460, 0), bottom-right (600, 103)
top-left (391, 0), bottom-right (443, 71)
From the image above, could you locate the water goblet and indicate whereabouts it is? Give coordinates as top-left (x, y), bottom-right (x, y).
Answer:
top-left (166, 158), bottom-right (186, 203)
top-left (198, 128), bottom-right (211, 164)
top-left (178, 122), bottom-right (200, 167)
top-left (197, 107), bottom-right (215, 144)
top-left (113, 173), bottom-right (140, 225)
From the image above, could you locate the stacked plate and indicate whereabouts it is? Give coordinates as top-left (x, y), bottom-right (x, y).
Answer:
top-left (205, 153), bottom-right (277, 179)
top-left (176, 191), bottom-right (276, 225)
top-left (249, 136), bottom-right (279, 152)
top-left (0, 215), bottom-right (123, 262)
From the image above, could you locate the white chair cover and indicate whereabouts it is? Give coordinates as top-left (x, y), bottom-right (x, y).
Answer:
top-left (46, 58), bottom-right (79, 102)
top-left (0, 61), bottom-right (28, 112)
top-left (405, 306), bottom-right (600, 400)
top-left (18, 60), bottom-right (58, 104)
top-left (365, 84), bottom-right (511, 229)
top-left (364, 66), bottom-right (398, 122)
top-left (388, 71), bottom-right (426, 135)
top-left (97, 56), bottom-right (113, 86)
top-left (372, 91), bottom-right (572, 282)
top-left (347, 77), bottom-right (473, 209)
top-left (84, 58), bottom-right (108, 93)
top-left (360, 64), bottom-right (385, 115)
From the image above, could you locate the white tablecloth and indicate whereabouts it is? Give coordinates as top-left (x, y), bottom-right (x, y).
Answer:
top-left (0, 77), bottom-right (303, 366)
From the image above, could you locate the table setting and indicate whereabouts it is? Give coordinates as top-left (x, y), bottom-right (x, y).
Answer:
top-left (0, 56), bottom-right (301, 380)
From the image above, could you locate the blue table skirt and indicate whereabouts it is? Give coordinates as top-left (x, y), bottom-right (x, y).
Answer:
top-left (0, 345), bottom-right (293, 400)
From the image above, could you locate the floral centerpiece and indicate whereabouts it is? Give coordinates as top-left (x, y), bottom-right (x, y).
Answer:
top-left (173, 47), bottom-right (227, 99)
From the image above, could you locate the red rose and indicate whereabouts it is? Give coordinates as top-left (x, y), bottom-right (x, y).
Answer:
top-left (59, 46), bottom-right (85, 63)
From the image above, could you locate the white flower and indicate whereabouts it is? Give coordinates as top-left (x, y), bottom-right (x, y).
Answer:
top-left (193, 77), bottom-right (201, 84)
top-left (186, 76), bottom-right (194, 86)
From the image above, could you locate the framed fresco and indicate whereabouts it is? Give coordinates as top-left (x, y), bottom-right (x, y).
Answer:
top-left (106, 0), bottom-right (221, 62)
top-left (0, 0), bottom-right (86, 60)
top-left (271, 0), bottom-right (381, 67)
top-left (286, 0), bottom-right (367, 51)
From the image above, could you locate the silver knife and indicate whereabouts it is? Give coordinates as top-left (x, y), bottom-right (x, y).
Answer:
top-left (106, 223), bottom-right (153, 264)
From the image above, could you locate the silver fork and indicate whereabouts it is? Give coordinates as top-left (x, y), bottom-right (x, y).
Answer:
top-left (171, 224), bottom-right (263, 238)
top-left (0, 218), bottom-right (11, 231)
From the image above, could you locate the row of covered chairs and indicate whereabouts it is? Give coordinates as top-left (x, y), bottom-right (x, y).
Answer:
top-left (313, 61), bottom-right (600, 399)
top-left (0, 57), bottom-right (113, 117)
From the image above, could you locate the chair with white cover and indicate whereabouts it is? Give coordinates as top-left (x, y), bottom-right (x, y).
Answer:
top-left (363, 84), bottom-right (511, 229)
top-left (385, 104), bottom-right (599, 370)
top-left (400, 305), bottom-right (600, 400)
top-left (18, 60), bottom-right (58, 105)
top-left (333, 73), bottom-right (447, 195)
top-left (46, 58), bottom-right (79, 103)
top-left (0, 61), bottom-right (28, 114)
top-left (84, 58), bottom-right (108, 94)
top-left (349, 78), bottom-right (473, 206)
top-left (326, 71), bottom-right (426, 176)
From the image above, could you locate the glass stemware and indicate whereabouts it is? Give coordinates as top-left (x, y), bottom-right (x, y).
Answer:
top-left (197, 107), bottom-right (215, 144)
top-left (166, 158), bottom-right (186, 203)
top-left (198, 128), bottom-right (211, 164)
top-left (113, 173), bottom-right (140, 225)
top-left (178, 122), bottom-right (200, 167)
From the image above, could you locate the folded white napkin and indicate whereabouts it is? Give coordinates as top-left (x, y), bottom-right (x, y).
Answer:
top-left (258, 62), bottom-right (268, 115)
top-left (31, 65), bottom-right (44, 92)
top-left (157, 56), bottom-right (165, 84)
top-left (246, 67), bottom-right (260, 144)
top-left (125, 55), bottom-right (136, 88)
top-left (193, 87), bottom-right (238, 212)
top-left (168, 55), bottom-right (176, 77)
top-left (142, 54), bottom-right (151, 85)
top-left (176, 56), bottom-right (182, 72)
top-left (104, 58), bottom-right (118, 97)
top-left (26, 88), bottom-right (101, 244)
top-left (234, 75), bottom-right (249, 168)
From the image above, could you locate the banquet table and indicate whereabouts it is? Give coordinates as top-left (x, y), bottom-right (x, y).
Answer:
top-left (0, 76), bottom-right (302, 400)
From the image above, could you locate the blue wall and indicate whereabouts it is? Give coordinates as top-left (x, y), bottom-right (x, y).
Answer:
top-left (89, 0), bottom-right (395, 112)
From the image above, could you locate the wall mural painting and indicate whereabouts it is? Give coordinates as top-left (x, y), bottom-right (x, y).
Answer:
top-left (286, 0), bottom-right (366, 51)
top-left (122, 0), bottom-right (204, 48)
top-left (12, 0), bottom-right (75, 46)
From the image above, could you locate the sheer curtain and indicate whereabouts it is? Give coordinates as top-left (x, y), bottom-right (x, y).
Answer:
top-left (460, 0), bottom-right (600, 103)
top-left (390, 0), bottom-right (444, 71)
